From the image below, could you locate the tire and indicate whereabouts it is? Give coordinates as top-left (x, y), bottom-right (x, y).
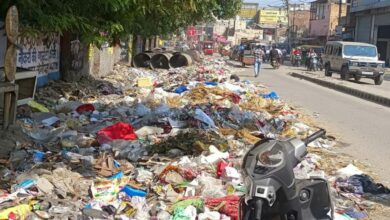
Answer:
top-left (374, 75), bottom-right (384, 85)
top-left (242, 62), bottom-right (245, 67)
top-left (325, 64), bottom-right (332, 77)
top-left (341, 66), bottom-right (350, 80)
top-left (354, 75), bottom-right (361, 82)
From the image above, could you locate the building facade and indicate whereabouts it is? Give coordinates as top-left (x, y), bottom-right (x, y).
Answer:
top-left (309, 0), bottom-right (347, 44)
top-left (289, 7), bottom-right (311, 42)
top-left (350, 0), bottom-right (390, 65)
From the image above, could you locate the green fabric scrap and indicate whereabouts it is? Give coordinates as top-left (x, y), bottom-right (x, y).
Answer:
top-left (170, 208), bottom-right (192, 220)
top-left (170, 198), bottom-right (204, 213)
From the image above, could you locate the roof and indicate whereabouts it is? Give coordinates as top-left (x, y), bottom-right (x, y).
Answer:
top-left (326, 41), bottom-right (376, 47)
top-left (311, 0), bottom-right (343, 4)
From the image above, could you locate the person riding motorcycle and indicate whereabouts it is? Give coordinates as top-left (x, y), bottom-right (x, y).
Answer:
top-left (291, 48), bottom-right (301, 66)
top-left (270, 45), bottom-right (280, 67)
top-left (306, 48), bottom-right (318, 70)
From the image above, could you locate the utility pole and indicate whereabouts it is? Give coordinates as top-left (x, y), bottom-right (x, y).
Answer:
top-left (292, 4), bottom-right (296, 46)
top-left (282, 0), bottom-right (291, 51)
top-left (338, 0), bottom-right (342, 25)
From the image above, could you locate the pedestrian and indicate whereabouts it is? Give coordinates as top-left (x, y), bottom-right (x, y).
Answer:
top-left (253, 45), bottom-right (265, 77)
top-left (239, 43), bottom-right (245, 62)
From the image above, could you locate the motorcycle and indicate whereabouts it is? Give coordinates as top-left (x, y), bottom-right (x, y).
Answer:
top-left (293, 54), bottom-right (301, 67)
top-left (308, 56), bottom-right (319, 71)
top-left (318, 56), bottom-right (324, 71)
top-left (239, 129), bottom-right (333, 220)
top-left (271, 58), bottom-right (280, 69)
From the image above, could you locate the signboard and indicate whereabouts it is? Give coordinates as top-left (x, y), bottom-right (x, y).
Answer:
top-left (239, 9), bottom-right (257, 19)
top-left (16, 33), bottom-right (60, 77)
top-left (259, 9), bottom-right (288, 24)
top-left (260, 16), bottom-right (280, 24)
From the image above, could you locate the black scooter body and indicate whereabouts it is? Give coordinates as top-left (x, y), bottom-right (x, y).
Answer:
top-left (240, 130), bottom-right (333, 220)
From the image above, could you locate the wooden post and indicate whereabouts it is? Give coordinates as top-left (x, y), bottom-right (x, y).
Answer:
top-left (3, 6), bottom-right (18, 129)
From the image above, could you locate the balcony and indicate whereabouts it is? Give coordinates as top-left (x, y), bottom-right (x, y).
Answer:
top-left (351, 0), bottom-right (390, 12)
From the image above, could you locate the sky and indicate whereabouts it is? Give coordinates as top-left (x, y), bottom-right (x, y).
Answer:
top-left (244, 0), bottom-right (313, 7)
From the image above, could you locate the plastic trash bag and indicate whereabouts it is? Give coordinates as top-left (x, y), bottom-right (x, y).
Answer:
top-left (135, 103), bottom-right (152, 117)
top-left (194, 109), bottom-right (216, 128)
top-left (261, 91), bottom-right (279, 100)
top-left (154, 104), bottom-right (171, 116)
top-left (174, 85), bottom-right (188, 94)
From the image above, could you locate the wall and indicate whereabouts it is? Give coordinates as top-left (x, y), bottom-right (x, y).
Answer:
top-left (328, 3), bottom-right (348, 36)
top-left (289, 10), bottom-right (310, 37)
top-left (352, 0), bottom-right (390, 12)
top-left (88, 44), bottom-right (122, 78)
top-left (309, 3), bottom-right (347, 37)
top-left (16, 33), bottom-right (60, 87)
top-left (355, 15), bottom-right (371, 43)
top-left (309, 5), bottom-right (331, 37)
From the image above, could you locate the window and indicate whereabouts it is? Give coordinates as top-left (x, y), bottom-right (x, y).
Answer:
top-left (344, 45), bottom-right (377, 57)
top-left (326, 46), bottom-right (331, 55)
top-left (338, 47), bottom-right (342, 56)
top-left (310, 3), bottom-right (326, 20)
top-left (333, 47), bottom-right (338, 56)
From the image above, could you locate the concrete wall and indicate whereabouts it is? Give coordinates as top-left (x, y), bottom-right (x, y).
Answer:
top-left (309, 3), bottom-right (347, 37)
top-left (354, 7), bottom-right (390, 44)
top-left (355, 15), bottom-right (371, 43)
top-left (352, 0), bottom-right (390, 12)
top-left (289, 10), bottom-right (310, 37)
top-left (16, 34), bottom-right (61, 87)
top-left (328, 3), bottom-right (348, 35)
top-left (309, 6), bottom-right (331, 37)
top-left (88, 44), bottom-right (123, 78)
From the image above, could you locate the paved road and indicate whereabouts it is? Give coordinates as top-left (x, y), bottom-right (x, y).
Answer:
top-left (236, 63), bottom-right (390, 183)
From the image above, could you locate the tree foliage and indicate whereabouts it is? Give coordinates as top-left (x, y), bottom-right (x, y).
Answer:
top-left (0, 0), bottom-right (241, 45)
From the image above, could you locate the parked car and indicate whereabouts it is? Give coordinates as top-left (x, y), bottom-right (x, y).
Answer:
top-left (322, 41), bottom-right (385, 85)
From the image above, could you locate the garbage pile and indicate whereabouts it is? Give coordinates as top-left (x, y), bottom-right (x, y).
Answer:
top-left (0, 56), bottom-right (389, 219)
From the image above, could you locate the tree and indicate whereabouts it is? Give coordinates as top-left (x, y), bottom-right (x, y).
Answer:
top-left (0, 0), bottom-right (242, 45)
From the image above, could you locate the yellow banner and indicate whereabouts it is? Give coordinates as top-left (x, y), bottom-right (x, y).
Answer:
top-left (239, 9), bottom-right (257, 18)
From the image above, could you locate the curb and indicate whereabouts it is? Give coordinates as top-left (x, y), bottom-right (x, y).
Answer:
top-left (290, 72), bottom-right (390, 107)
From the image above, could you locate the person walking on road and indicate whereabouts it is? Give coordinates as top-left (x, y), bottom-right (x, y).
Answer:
top-left (253, 45), bottom-right (265, 77)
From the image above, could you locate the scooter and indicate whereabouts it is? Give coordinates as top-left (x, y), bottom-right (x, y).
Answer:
top-left (239, 129), bottom-right (333, 220)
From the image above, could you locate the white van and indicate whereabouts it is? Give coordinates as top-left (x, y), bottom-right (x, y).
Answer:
top-left (323, 41), bottom-right (385, 85)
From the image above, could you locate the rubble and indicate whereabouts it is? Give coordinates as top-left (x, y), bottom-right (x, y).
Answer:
top-left (0, 55), bottom-right (388, 219)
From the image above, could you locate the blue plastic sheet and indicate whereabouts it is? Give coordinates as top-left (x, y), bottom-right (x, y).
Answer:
top-left (174, 86), bottom-right (188, 94)
top-left (204, 82), bottom-right (218, 86)
top-left (194, 108), bottom-right (216, 129)
top-left (261, 91), bottom-right (279, 100)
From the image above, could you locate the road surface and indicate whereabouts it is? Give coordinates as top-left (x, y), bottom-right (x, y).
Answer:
top-left (236, 62), bottom-right (390, 183)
